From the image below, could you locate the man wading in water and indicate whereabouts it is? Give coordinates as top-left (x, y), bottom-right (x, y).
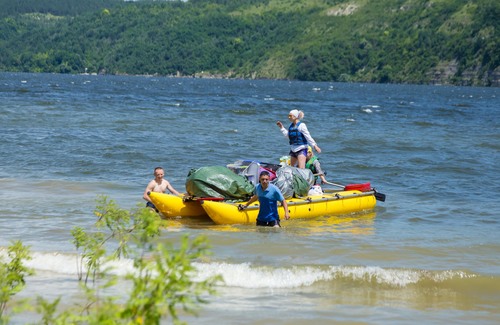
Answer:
top-left (239, 171), bottom-right (290, 227)
top-left (143, 166), bottom-right (181, 212)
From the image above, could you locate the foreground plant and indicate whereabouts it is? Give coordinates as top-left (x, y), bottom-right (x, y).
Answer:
top-left (0, 241), bottom-right (33, 324)
top-left (36, 196), bottom-right (221, 324)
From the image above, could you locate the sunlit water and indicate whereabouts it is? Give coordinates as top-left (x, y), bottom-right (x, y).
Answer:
top-left (1, 72), bottom-right (499, 324)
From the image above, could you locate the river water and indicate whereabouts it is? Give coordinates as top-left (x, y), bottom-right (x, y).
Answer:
top-left (0, 72), bottom-right (499, 324)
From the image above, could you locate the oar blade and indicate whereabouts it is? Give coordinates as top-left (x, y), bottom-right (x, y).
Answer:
top-left (374, 191), bottom-right (386, 202)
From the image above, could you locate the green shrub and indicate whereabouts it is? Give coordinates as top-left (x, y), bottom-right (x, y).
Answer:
top-left (0, 241), bottom-right (34, 324)
top-left (2, 196), bottom-right (221, 324)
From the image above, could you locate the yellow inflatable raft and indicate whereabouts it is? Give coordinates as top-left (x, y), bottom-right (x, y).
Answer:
top-left (201, 190), bottom-right (377, 225)
top-left (148, 192), bottom-right (207, 218)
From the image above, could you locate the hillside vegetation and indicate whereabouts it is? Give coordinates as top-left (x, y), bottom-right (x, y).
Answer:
top-left (0, 0), bottom-right (498, 86)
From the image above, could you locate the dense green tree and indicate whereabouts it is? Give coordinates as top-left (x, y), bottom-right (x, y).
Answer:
top-left (0, 0), bottom-right (124, 17)
top-left (0, 0), bottom-right (498, 85)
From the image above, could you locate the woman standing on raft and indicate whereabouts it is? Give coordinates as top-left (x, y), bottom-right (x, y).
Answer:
top-left (276, 109), bottom-right (321, 169)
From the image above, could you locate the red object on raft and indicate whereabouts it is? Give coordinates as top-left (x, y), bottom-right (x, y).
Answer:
top-left (344, 182), bottom-right (371, 192)
top-left (195, 197), bottom-right (225, 202)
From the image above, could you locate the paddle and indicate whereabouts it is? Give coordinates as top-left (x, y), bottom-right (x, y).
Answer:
top-left (323, 181), bottom-right (386, 202)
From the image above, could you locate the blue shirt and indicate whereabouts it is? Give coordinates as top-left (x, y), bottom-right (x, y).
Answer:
top-left (255, 183), bottom-right (285, 222)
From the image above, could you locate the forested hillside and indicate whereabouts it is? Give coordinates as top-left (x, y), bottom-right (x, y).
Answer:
top-left (0, 0), bottom-right (123, 17)
top-left (0, 0), bottom-right (498, 86)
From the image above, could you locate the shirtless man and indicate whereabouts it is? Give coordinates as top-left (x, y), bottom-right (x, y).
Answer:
top-left (143, 167), bottom-right (181, 212)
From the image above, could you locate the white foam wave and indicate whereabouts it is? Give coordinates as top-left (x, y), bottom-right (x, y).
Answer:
top-left (22, 251), bottom-right (135, 276)
top-left (193, 262), bottom-right (333, 288)
top-left (193, 262), bottom-right (476, 288)
top-left (335, 265), bottom-right (421, 287)
top-left (3, 251), bottom-right (475, 289)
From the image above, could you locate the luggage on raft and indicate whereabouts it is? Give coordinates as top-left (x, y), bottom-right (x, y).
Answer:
top-left (185, 166), bottom-right (255, 200)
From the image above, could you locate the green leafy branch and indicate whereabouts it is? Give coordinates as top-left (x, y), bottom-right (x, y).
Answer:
top-left (0, 241), bottom-right (34, 323)
top-left (2, 195), bottom-right (221, 324)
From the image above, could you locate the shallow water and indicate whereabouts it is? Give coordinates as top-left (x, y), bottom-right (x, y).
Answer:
top-left (1, 72), bottom-right (499, 324)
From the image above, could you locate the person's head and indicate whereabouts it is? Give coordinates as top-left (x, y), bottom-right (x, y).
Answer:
top-left (154, 167), bottom-right (164, 179)
top-left (288, 109), bottom-right (304, 122)
top-left (259, 171), bottom-right (271, 189)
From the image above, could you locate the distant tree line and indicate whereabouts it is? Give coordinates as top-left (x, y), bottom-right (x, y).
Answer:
top-left (0, 0), bottom-right (124, 17)
top-left (0, 0), bottom-right (498, 86)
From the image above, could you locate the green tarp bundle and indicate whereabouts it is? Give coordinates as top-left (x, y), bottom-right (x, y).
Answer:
top-left (185, 166), bottom-right (255, 200)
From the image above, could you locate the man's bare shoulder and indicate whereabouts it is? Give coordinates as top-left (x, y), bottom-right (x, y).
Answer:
top-left (146, 179), bottom-right (157, 189)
